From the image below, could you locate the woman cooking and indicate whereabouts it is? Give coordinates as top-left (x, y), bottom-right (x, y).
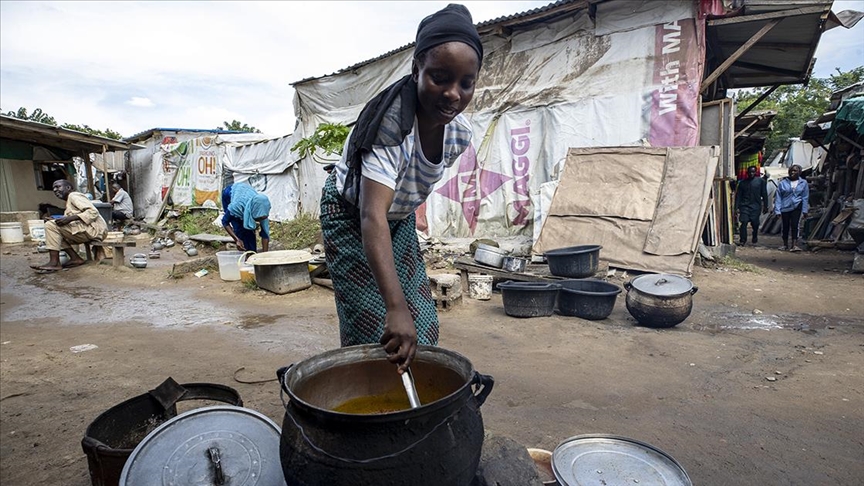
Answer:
top-left (221, 182), bottom-right (271, 252)
top-left (320, 4), bottom-right (482, 374)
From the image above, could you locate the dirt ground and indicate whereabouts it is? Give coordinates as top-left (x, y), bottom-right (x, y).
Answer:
top-left (1, 235), bottom-right (862, 486)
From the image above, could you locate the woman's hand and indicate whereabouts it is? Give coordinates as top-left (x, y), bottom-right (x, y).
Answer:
top-left (234, 239), bottom-right (246, 251)
top-left (380, 304), bottom-right (417, 374)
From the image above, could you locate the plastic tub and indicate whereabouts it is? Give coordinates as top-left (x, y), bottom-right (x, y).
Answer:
top-left (0, 222), bottom-right (24, 243)
top-left (246, 250), bottom-right (313, 294)
top-left (27, 220), bottom-right (46, 241)
top-left (557, 279), bottom-right (621, 320)
top-left (216, 250), bottom-right (244, 281)
top-left (496, 281), bottom-right (560, 318)
top-left (238, 251), bottom-right (256, 284)
top-left (544, 245), bottom-right (602, 278)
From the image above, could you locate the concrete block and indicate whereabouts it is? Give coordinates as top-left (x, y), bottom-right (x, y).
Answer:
top-left (429, 273), bottom-right (462, 300)
top-left (852, 253), bottom-right (864, 274)
top-left (472, 435), bottom-right (544, 486)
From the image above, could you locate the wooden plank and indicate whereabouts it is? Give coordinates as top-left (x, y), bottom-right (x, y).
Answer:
top-left (707, 6), bottom-right (827, 26)
top-left (736, 85), bottom-right (778, 120)
top-left (453, 257), bottom-right (565, 283)
top-left (701, 18), bottom-right (782, 92)
top-left (854, 161), bottom-right (864, 199)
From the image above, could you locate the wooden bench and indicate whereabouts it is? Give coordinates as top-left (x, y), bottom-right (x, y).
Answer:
top-left (84, 240), bottom-right (137, 268)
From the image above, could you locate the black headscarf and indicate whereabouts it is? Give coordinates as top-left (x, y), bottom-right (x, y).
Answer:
top-left (341, 4), bottom-right (482, 202)
top-left (415, 4), bottom-right (483, 66)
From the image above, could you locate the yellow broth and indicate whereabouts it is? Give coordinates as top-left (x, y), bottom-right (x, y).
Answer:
top-left (332, 390), bottom-right (413, 414)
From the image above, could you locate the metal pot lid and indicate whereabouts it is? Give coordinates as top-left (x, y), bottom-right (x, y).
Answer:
top-left (630, 274), bottom-right (693, 297)
top-left (552, 434), bottom-right (691, 486)
top-left (119, 405), bottom-right (285, 486)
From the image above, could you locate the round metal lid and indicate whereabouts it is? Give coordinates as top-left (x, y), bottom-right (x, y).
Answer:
top-left (630, 274), bottom-right (693, 297)
top-left (552, 434), bottom-right (692, 486)
top-left (119, 405), bottom-right (285, 486)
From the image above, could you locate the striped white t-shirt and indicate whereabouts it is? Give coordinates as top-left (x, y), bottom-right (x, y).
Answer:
top-left (335, 114), bottom-right (473, 220)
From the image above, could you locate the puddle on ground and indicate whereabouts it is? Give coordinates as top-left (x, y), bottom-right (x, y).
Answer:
top-left (235, 314), bottom-right (286, 329)
top-left (1, 278), bottom-right (241, 328)
top-left (694, 312), bottom-right (864, 332)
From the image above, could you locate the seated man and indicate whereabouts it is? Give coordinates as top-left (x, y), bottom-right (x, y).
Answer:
top-left (110, 182), bottom-right (134, 223)
top-left (31, 180), bottom-right (108, 272)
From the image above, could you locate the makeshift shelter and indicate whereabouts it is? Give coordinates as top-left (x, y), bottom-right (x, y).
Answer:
top-left (285, 0), bottom-right (847, 274)
top-left (124, 128), bottom-right (255, 221)
top-left (0, 115), bottom-right (141, 217)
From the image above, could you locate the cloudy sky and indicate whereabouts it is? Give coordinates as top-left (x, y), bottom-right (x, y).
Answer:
top-left (1, 1), bottom-right (862, 139)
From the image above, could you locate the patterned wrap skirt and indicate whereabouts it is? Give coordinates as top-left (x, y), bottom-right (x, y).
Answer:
top-left (319, 172), bottom-right (439, 347)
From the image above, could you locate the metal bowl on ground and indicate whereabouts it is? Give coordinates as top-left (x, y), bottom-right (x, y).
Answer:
top-left (544, 245), bottom-right (602, 278)
top-left (130, 253), bottom-right (148, 269)
top-left (557, 279), bottom-right (621, 320)
top-left (624, 274), bottom-right (697, 328)
top-left (474, 243), bottom-right (507, 268)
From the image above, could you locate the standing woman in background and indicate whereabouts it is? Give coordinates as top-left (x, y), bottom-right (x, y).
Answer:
top-left (221, 182), bottom-right (271, 252)
top-left (320, 4), bottom-right (482, 373)
top-left (773, 164), bottom-right (809, 252)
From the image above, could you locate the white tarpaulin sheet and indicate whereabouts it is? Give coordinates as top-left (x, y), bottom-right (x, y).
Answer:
top-left (534, 146), bottom-right (719, 275)
top-left (291, 0), bottom-right (705, 238)
top-left (159, 134), bottom-right (299, 222)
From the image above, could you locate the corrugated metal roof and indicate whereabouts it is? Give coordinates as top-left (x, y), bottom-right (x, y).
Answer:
top-left (123, 127), bottom-right (244, 143)
top-left (292, 0), bottom-right (597, 86)
top-left (705, 1), bottom-right (833, 90)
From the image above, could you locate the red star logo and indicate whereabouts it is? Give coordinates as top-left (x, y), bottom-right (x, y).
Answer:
top-left (433, 144), bottom-right (512, 234)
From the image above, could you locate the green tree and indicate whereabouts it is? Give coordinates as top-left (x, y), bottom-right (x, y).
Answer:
top-left (60, 123), bottom-right (122, 140)
top-left (291, 122), bottom-right (350, 159)
top-left (735, 66), bottom-right (864, 156)
top-left (3, 106), bottom-right (122, 139)
top-left (4, 107), bottom-right (57, 125)
top-left (220, 120), bottom-right (261, 133)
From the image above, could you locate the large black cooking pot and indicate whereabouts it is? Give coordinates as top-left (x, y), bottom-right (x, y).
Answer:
top-left (277, 344), bottom-right (494, 486)
top-left (624, 274), bottom-right (698, 328)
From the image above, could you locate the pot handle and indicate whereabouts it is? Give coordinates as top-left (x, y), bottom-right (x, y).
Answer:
top-left (690, 286), bottom-right (699, 295)
top-left (277, 364), bottom-right (294, 411)
top-left (623, 281), bottom-right (632, 291)
top-left (471, 372), bottom-right (494, 407)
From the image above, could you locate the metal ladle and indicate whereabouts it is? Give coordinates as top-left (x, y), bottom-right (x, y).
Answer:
top-left (401, 367), bottom-right (421, 409)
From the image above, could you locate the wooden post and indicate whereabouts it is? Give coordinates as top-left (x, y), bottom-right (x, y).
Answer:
top-left (103, 146), bottom-right (112, 203)
top-left (81, 150), bottom-right (95, 196)
top-left (701, 18), bottom-right (782, 93)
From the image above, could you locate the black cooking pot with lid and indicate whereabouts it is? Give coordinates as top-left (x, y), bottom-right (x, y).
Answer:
top-left (623, 274), bottom-right (698, 328)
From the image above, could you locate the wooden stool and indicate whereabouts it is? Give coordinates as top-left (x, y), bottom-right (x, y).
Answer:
top-left (85, 240), bottom-right (137, 268)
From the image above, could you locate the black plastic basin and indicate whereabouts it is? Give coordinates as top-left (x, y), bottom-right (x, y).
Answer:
top-left (544, 245), bottom-right (602, 278)
top-left (557, 279), bottom-right (621, 320)
top-left (497, 281), bottom-right (561, 318)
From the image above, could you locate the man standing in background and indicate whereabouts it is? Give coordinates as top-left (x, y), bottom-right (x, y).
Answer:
top-left (735, 165), bottom-right (769, 246)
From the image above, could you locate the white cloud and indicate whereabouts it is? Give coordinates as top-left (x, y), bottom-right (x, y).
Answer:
top-left (126, 97), bottom-right (154, 108)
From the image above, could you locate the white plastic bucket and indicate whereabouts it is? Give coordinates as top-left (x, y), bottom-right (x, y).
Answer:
top-left (467, 274), bottom-right (493, 300)
top-left (28, 220), bottom-right (46, 241)
top-left (0, 222), bottom-right (24, 243)
top-left (216, 250), bottom-right (243, 281)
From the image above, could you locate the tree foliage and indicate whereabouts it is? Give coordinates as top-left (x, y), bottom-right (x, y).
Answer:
top-left (60, 124), bottom-right (123, 140)
top-left (734, 66), bottom-right (864, 156)
top-left (3, 106), bottom-right (122, 139)
top-left (220, 119), bottom-right (261, 133)
top-left (291, 122), bottom-right (350, 159)
top-left (4, 107), bottom-right (56, 125)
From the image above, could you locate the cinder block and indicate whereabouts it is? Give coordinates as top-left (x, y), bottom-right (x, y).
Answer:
top-left (429, 274), bottom-right (462, 300)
